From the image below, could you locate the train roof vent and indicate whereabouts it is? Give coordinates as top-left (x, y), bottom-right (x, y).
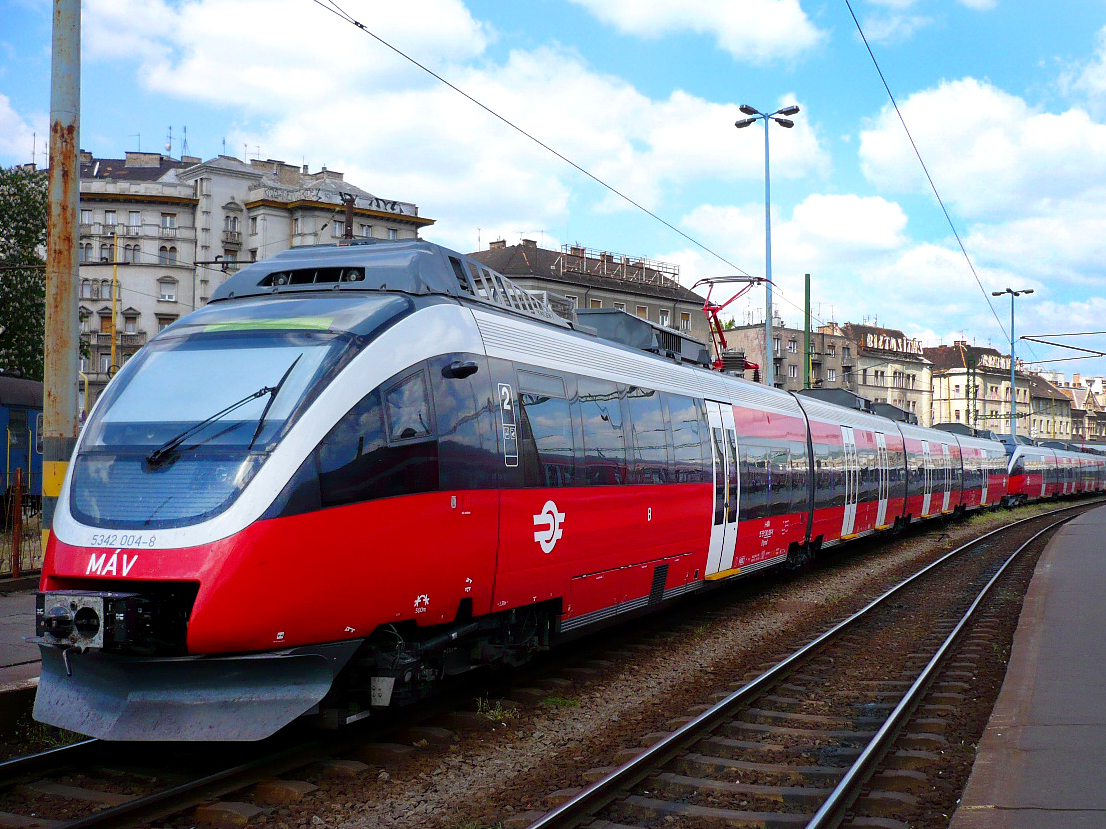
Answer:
top-left (575, 308), bottom-right (711, 368)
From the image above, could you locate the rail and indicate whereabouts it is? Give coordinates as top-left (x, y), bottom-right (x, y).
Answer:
top-left (527, 500), bottom-right (1098, 829)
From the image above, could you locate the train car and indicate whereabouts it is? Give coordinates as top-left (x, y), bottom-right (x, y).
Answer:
top-left (1007, 442), bottom-right (1056, 503)
top-left (1, 375), bottom-right (44, 517)
top-left (791, 395), bottom-right (906, 546)
top-left (29, 239), bottom-right (1104, 742)
top-left (934, 428), bottom-right (1009, 512)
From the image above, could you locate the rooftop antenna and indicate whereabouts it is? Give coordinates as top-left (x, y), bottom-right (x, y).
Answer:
top-left (130, 133), bottom-right (141, 151)
top-left (222, 137), bottom-right (226, 155)
top-left (477, 227), bottom-right (481, 250)
top-left (165, 125), bottom-right (173, 156)
top-left (181, 126), bottom-right (189, 157)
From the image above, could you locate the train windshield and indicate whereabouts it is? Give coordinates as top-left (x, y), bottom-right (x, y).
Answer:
top-left (70, 327), bottom-right (349, 530)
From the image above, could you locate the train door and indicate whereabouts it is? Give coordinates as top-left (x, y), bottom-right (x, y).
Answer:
top-left (941, 443), bottom-right (952, 512)
top-left (979, 449), bottom-right (989, 505)
top-left (705, 401), bottom-right (739, 576)
top-left (921, 440), bottom-right (933, 515)
top-left (875, 431), bottom-right (889, 528)
top-left (841, 426), bottom-right (859, 537)
top-left (5, 408), bottom-right (30, 492)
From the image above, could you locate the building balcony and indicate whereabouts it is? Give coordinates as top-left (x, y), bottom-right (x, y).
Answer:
top-left (222, 230), bottom-right (242, 247)
top-left (84, 331), bottom-right (147, 347)
top-left (159, 226), bottom-right (179, 239)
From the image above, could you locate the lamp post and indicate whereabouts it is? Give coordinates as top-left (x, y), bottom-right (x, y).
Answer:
top-left (991, 287), bottom-right (1034, 444)
top-left (736, 103), bottom-right (799, 387)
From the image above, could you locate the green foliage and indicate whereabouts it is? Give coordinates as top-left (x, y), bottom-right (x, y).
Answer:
top-left (0, 166), bottom-right (49, 380)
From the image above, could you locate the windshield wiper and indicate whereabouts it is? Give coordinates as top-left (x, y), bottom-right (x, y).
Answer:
top-left (248, 355), bottom-right (302, 450)
top-left (146, 384), bottom-right (278, 468)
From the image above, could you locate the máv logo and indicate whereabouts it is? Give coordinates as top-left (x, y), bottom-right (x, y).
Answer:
top-left (533, 500), bottom-right (565, 554)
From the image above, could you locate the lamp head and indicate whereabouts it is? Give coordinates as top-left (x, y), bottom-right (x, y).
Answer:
top-left (777, 105), bottom-right (800, 116)
top-left (773, 117), bottom-right (795, 128)
top-left (739, 104), bottom-right (759, 116)
top-left (734, 118), bottom-right (757, 129)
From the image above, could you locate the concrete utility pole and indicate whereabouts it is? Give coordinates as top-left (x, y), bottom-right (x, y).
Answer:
top-left (342, 193), bottom-right (355, 241)
top-left (42, 0), bottom-right (81, 546)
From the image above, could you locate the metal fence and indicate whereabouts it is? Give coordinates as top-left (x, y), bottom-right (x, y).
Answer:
top-left (1, 469), bottom-right (44, 579)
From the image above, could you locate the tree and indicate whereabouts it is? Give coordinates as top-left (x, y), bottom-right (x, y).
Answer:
top-left (0, 165), bottom-right (48, 380)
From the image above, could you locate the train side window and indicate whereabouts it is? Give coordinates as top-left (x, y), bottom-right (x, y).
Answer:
top-left (36, 412), bottom-right (44, 454)
top-left (315, 366), bottom-right (439, 508)
top-left (739, 442), bottom-right (769, 520)
top-left (517, 369), bottom-right (575, 487)
top-left (384, 370), bottom-right (433, 441)
top-left (578, 376), bottom-right (627, 485)
top-left (666, 393), bottom-right (708, 483)
top-left (625, 386), bottom-right (669, 484)
top-left (431, 353), bottom-right (498, 490)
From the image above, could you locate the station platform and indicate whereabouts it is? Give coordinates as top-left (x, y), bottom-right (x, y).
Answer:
top-left (950, 503), bottom-right (1106, 828)
top-left (0, 579), bottom-right (39, 694)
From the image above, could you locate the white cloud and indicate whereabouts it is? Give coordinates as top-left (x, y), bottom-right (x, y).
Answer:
top-left (1060, 26), bottom-right (1106, 116)
top-left (861, 13), bottom-right (934, 44)
top-left (77, 1), bottom-right (833, 252)
top-left (0, 94), bottom-right (44, 161)
top-left (566, 0), bottom-right (825, 63)
top-left (859, 77), bottom-right (1106, 221)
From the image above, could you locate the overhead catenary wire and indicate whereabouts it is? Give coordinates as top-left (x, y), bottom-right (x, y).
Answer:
top-left (842, 0), bottom-right (1025, 356)
top-left (307, 0), bottom-right (756, 282)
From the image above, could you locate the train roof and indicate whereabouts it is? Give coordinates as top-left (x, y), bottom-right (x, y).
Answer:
top-left (0, 375), bottom-right (43, 408)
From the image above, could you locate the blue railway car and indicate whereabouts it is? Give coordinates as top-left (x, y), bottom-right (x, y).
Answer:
top-left (1, 374), bottom-right (44, 508)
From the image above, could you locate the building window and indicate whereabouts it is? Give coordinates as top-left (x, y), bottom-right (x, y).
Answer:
top-left (827, 368), bottom-right (837, 382)
top-left (954, 409), bottom-right (961, 421)
top-left (161, 213), bottom-right (176, 228)
top-left (167, 246), bottom-right (178, 265)
top-left (843, 346), bottom-right (851, 360)
top-left (681, 312), bottom-right (691, 332)
top-left (100, 279), bottom-right (111, 299)
top-left (100, 352), bottom-right (111, 373)
top-left (788, 364), bottom-right (798, 379)
top-left (124, 317), bottom-right (137, 334)
top-left (388, 228), bottom-right (398, 240)
top-left (636, 305), bottom-right (648, 319)
top-left (564, 295), bottom-right (577, 308)
top-left (129, 211), bottom-right (141, 228)
top-left (293, 217), bottom-right (303, 234)
top-left (157, 316), bottom-right (177, 331)
top-left (80, 209), bottom-right (92, 225)
top-left (773, 336), bottom-right (781, 354)
top-left (590, 298), bottom-right (603, 309)
top-left (158, 278), bottom-right (177, 302)
top-left (333, 220), bottom-right (345, 238)
top-left (79, 309), bottom-right (90, 332)
top-left (80, 279), bottom-right (91, 299)
top-left (827, 343), bottom-right (836, 357)
top-left (786, 339), bottom-right (797, 353)
top-left (104, 210), bottom-right (116, 227)
top-left (249, 248), bottom-right (257, 261)
top-left (659, 310), bottom-right (670, 328)
top-left (614, 302), bottom-right (626, 311)
top-left (249, 216), bottom-right (258, 235)
top-left (359, 224), bottom-right (371, 237)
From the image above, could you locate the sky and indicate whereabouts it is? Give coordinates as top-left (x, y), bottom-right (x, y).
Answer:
top-left (2, 0), bottom-right (1106, 378)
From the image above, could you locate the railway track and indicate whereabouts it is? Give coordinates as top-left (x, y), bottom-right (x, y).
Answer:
top-left (525, 503), bottom-right (1092, 829)
top-left (0, 501), bottom-right (1096, 829)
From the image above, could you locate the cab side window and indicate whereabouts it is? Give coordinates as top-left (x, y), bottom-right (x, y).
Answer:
top-left (316, 366), bottom-right (438, 507)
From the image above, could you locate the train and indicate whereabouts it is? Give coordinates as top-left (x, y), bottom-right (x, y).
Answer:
top-left (31, 239), bottom-right (1106, 741)
top-left (1, 374), bottom-right (44, 526)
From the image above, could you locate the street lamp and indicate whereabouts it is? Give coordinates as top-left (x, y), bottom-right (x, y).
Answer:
top-left (991, 287), bottom-right (1034, 444)
top-left (736, 104), bottom-right (800, 387)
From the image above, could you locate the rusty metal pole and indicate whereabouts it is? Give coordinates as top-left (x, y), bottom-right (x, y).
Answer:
top-left (42, 0), bottom-right (81, 550)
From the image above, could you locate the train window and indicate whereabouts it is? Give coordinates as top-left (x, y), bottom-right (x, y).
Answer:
top-left (518, 394), bottom-right (575, 487)
top-left (625, 386), bottom-right (669, 484)
top-left (36, 412), bottom-right (43, 454)
top-left (384, 370), bottom-right (433, 442)
top-left (517, 368), bottom-right (575, 488)
top-left (431, 353), bottom-right (498, 491)
top-left (739, 442), bottom-right (769, 520)
top-left (316, 368), bottom-right (439, 507)
top-left (578, 377), bottom-right (627, 485)
top-left (666, 394), bottom-right (708, 483)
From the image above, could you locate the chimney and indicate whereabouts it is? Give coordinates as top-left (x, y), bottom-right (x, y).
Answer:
top-left (521, 238), bottom-right (537, 249)
top-left (276, 162), bottom-right (298, 185)
top-left (489, 239), bottom-right (506, 250)
top-left (1074, 373), bottom-right (1082, 386)
top-left (569, 245), bottom-right (585, 257)
top-left (302, 164), bottom-right (309, 174)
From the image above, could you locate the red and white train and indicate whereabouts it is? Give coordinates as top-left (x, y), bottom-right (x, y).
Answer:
top-left (33, 240), bottom-right (1106, 740)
